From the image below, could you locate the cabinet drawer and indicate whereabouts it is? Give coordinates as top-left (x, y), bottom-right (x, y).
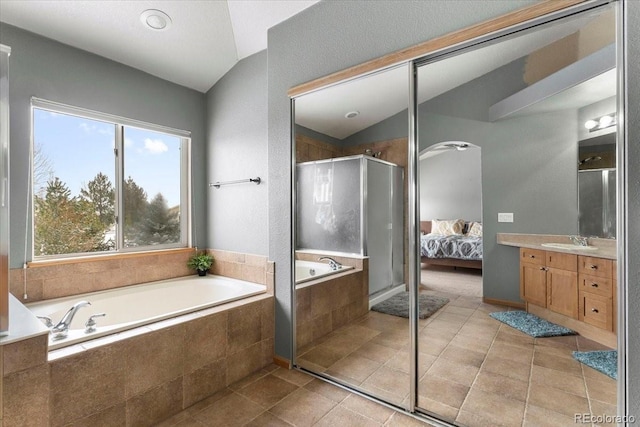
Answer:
top-left (578, 256), bottom-right (612, 278)
top-left (579, 273), bottom-right (613, 298)
top-left (546, 252), bottom-right (577, 271)
top-left (579, 291), bottom-right (613, 331)
top-left (521, 248), bottom-right (545, 265)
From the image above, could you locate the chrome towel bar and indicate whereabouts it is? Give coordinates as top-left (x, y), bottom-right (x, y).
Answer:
top-left (210, 177), bottom-right (261, 189)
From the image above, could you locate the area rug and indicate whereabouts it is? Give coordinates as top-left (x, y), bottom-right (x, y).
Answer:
top-left (573, 350), bottom-right (617, 379)
top-left (371, 292), bottom-right (449, 319)
top-left (489, 310), bottom-right (577, 338)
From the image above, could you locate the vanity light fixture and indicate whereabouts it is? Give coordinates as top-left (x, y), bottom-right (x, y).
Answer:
top-left (344, 111), bottom-right (360, 119)
top-left (140, 9), bottom-right (172, 31)
top-left (584, 113), bottom-right (616, 132)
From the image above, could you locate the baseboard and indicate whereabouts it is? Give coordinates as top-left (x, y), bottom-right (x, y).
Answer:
top-left (482, 297), bottom-right (525, 309)
top-left (528, 303), bottom-right (616, 348)
top-left (273, 355), bottom-right (291, 369)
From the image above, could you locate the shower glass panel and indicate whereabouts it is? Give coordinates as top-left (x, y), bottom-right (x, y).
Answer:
top-left (415, 4), bottom-right (617, 424)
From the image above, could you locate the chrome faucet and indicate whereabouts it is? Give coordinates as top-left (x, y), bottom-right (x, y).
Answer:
top-left (51, 300), bottom-right (91, 339)
top-left (318, 256), bottom-right (342, 271)
top-left (570, 235), bottom-right (589, 246)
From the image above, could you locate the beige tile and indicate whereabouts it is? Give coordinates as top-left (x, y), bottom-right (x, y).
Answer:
top-left (459, 387), bottom-right (525, 427)
top-left (268, 388), bottom-right (336, 427)
top-left (486, 341), bottom-right (534, 365)
top-left (2, 334), bottom-right (47, 376)
top-left (585, 375), bottom-right (617, 405)
top-left (472, 371), bottom-right (529, 402)
top-left (362, 365), bottom-right (409, 396)
top-left (385, 411), bottom-right (430, 427)
top-left (340, 394), bottom-right (395, 424)
top-left (535, 334), bottom-right (578, 350)
top-left (50, 345), bottom-right (124, 426)
top-left (227, 302), bottom-right (262, 355)
top-left (3, 364), bottom-right (49, 427)
top-left (125, 326), bottom-right (185, 398)
top-left (494, 328), bottom-right (535, 346)
top-left (227, 366), bottom-right (275, 391)
top-left (304, 378), bottom-right (351, 403)
top-left (533, 350), bottom-right (583, 377)
top-left (481, 355), bottom-right (531, 383)
top-left (448, 333), bottom-right (494, 353)
top-left (194, 392), bottom-right (264, 426)
top-left (315, 405), bottom-right (381, 427)
top-left (523, 404), bottom-right (578, 427)
top-left (126, 378), bottom-right (183, 427)
top-left (236, 374), bottom-right (299, 408)
top-left (417, 375), bottom-right (469, 409)
top-left (244, 411), bottom-right (291, 427)
top-left (183, 360), bottom-right (227, 408)
top-left (226, 341), bottom-right (266, 385)
top-left (440, 344), bottom-right (486, 367)
top-left (325, 354), bottom-right (381, 383)
top-left (298, 344), bottom-right (348, 369)
top-left (271, 367), bottom-right (314, 387)
top-left (590, 399), bottom-right (618, 426)
top-left (530, 365), bottom-right (587, 397)
top-left (416, 397), bottom-right (458, 423)
top-left (351, 341), bottom-right (398, 364)
top-left (426, 358), bottom-right (479, 387)
top-left (184, 312), bottom-right (227, 373)
top-left (527, 382), bottom-right (589, 416)
top-left (65, 403), bottom-right (126, 427)
top-left (172, 417), bottom-right (207, 427)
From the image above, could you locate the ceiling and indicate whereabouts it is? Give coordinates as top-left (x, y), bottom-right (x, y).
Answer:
top-left (295, 11), bottom-right (614, 140)
top-left (0, 0), bottom-right (319, 93)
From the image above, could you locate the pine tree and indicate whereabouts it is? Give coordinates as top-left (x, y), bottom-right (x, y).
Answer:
top-left (138, 193), bottom-right (180, 245)
top-left (80, 172), bottom-right (115, 227)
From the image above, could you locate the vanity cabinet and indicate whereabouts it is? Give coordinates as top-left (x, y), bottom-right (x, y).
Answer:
top-left (520, 248), bottom-right (616, 332)
top-left (578, 256), bottom-right (615, 332)
top-left (520, 248), bottom-right (578, 318)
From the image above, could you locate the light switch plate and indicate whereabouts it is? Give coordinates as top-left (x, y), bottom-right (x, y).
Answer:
top-left (498, 212), bottom-right (514, 223)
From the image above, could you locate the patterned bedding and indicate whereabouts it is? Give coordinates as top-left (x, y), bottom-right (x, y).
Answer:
top-left (420, 233), bottom-right (483, 261)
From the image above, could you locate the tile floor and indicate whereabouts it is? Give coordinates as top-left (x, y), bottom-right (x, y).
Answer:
top-left (161, 267), bottom-right (618, 426)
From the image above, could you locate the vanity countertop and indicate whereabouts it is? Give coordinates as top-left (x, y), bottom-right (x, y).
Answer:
top-left (497, 233), bottom-right (617, 260)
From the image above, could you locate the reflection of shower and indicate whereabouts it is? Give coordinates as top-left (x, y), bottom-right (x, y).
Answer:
top-left (579, 156), bottom-right (602, 166)
top-left (364, 148), bottom-right (382, 158)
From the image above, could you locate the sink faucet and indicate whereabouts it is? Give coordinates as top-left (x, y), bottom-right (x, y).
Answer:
top-left (570, 235), bottom-right (589, 246)
top-left (318, 256), bottom-right (342, 271)
top-left (51, 300), bottom-right (91, 339)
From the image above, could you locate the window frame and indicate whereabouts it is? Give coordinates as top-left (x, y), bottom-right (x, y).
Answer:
top-left (31, 97), bottom-right (192, 260)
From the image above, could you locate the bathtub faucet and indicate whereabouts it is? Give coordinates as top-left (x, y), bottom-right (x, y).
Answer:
top-left (318, 256), bottom-right (342, 271)
top-left (51, 300), bottom-right (91, 339)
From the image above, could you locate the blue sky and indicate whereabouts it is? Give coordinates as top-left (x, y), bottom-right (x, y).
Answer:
top-left (33, 109), bottom-right (181, 207)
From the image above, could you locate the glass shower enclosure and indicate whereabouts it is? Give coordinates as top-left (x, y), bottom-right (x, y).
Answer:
top-left (296, 154), bottom-right (404, 297)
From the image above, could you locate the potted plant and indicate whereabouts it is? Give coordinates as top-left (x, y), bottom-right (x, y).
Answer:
top-left (187, 252), bottom-right (214, 276)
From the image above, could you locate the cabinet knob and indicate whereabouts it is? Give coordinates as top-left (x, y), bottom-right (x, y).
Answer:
top-left (539, 267), bottom-right (548, 271)
top-left (591, 283), bottom-right (599, 288)
top-left (589, 264), bottom-right (598, 270)
top-left (529, 255), bottom-right (535, 258)
top-left (591, 308), bottom-right (599, 313)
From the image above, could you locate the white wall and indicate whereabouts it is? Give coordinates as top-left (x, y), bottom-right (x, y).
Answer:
top-left (420, 147), bottom-right (482, 222)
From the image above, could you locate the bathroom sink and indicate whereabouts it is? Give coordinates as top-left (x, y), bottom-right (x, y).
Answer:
top-left (541, 243), bottom-right (598, 251)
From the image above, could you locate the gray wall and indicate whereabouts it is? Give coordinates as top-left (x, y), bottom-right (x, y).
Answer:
top-left (624, 0), bottom-right (639, 419)
top-left (0, 24), bottom-right (207, 267)
top-left (420, 148), bottom-right (482, 223)
top-left (268, 0), bottom-right (537, 359)
top-left (206, 51), bottom-right (268, 255)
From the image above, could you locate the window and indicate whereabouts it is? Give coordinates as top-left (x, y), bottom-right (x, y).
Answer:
top-left (32, 99), bottom-right (190, 259)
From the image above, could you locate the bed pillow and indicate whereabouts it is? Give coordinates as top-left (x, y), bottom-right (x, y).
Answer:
top-left (467, 222), bottom-right (483, 237)
top-left (431, 219), bottom-right (464, 236)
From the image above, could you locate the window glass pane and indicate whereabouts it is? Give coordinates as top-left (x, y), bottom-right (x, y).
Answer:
top-left (122, 127), bottom-right (182, 247)
top-left (33, 109), bottom-right (116, 256)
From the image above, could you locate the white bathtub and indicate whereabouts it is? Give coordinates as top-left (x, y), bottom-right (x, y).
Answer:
top-left (295, 260), bottom-right (353, 286)
top-left (27, 275), bottom-right (266, 351)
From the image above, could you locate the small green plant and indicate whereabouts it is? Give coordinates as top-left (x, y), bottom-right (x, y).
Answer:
top-left (187, 252), bottom-right (214, 275)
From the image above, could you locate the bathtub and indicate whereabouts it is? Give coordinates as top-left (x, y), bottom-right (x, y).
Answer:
top-left (27, 275), bottom-right (266, 351)
top-left (295, 260), bottom-right (353, 286)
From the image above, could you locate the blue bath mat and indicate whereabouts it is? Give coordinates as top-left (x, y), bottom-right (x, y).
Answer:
top-left (489, 310), bottom-right (576, 338)
top-left (573, 350), bottom-right (617, 379)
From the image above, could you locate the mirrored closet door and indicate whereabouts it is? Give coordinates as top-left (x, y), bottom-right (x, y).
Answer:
top-left (293, 64), bottom-right (411, 408)
top-left (414, 3), bottom-right (619, 424)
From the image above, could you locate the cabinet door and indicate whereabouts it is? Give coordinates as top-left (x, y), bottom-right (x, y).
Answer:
top-left (520, 262), bottom-right (547, 307)
top-left (547, 268), bottom-right (578, 318)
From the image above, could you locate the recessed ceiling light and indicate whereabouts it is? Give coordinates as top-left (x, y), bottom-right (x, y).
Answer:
top-left (345, 111), bottom-right (359, 119)
top-left (140, 9), bottom-right (172, 31)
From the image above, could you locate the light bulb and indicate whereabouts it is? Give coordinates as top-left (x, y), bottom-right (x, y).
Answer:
top-left (598, 115), bottom-right (614, 128)
top-left (584, 119), bottom-right (598, 130)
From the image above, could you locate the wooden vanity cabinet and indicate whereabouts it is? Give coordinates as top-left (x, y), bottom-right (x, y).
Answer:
top-left (520, 248), bottom-right (578, 318)
top-left (578, 256), bottom-right (615, 332)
